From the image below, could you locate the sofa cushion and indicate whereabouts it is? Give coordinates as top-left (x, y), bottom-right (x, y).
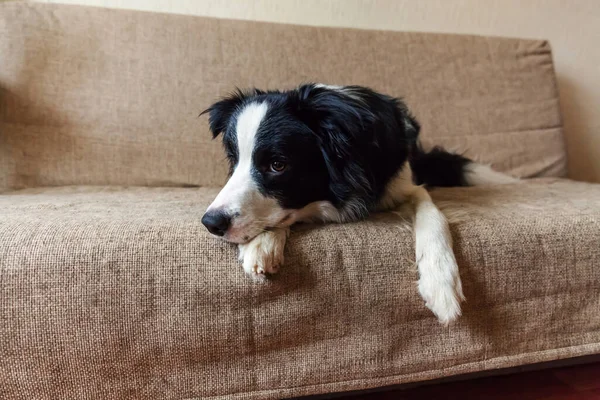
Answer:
top-left (0, 3), bottom-right (565, 192)
top-left (1, 179), bottom-right (599, 399)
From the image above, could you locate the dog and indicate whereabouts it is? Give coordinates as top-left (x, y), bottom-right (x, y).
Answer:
top-left (200, 83), bottom-right (516, 325)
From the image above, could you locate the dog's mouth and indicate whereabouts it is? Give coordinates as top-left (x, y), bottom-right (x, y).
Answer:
top-left (220, 230), bottom-right (254, 244)
top-left (218, 212), bottom-right (295, 244)
top-left (220, 224), bottom-right (271, 244)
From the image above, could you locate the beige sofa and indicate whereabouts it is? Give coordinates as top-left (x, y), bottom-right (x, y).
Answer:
top-left (1, 3), bottom-right (600, 399)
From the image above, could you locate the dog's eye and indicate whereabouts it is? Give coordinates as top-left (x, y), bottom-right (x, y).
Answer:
top-left (270, 161), bottom-right (286, 173)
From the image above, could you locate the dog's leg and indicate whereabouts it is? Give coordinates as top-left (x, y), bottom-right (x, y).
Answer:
top-left (382, 163), bottom-right (465, 324)
top-left (238, 227), bottom-right (289, 280)
top-left (408, 185), bottom-right (465, 324)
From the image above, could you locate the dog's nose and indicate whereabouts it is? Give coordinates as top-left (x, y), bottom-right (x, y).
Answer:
top-left (201, 210), bottom-right (231, 236)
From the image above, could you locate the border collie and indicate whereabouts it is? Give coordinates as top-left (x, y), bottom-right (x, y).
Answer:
top-left (200, 84), bottom-right (516, 324)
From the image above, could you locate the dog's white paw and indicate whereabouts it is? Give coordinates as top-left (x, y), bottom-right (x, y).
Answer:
top-left (417, 251), bottom-right (465, 325)
top-left (238, 230), bottom-right (286, 281)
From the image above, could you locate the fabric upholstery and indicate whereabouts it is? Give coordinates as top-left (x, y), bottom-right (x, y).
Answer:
top-left (0, 3), bottom-right (595, 400)
top-left (1, 179), bottom-right (600, 399)
top-left (0, 3), bottom-right (566, 193)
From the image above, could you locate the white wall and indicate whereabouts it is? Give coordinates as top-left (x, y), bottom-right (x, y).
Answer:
top-left (27, 0), bottom-right (600, 182)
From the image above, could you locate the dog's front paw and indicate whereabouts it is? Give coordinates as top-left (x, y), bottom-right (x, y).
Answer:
top-left (417, 252), bottom-right (465, 325)
top-left (238, 230), bottom-right (286, 281)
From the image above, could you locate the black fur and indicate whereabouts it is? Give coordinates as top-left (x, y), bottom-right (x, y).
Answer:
top-left (202, 83), bottom-right (473, 219)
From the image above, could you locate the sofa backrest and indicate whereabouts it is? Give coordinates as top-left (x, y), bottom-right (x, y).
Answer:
top-left (0, 3), bottom-right (566, 191)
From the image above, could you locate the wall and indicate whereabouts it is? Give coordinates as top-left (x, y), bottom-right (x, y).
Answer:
top-left (22, 0), bottom-right (600, 182)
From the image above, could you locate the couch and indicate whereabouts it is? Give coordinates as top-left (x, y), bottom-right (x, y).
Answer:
top-left (1, 3), bottom-right (599, 399)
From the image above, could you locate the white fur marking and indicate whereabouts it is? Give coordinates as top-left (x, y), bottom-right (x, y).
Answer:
top-left (313, 83), bottom-right (365, 103)
top-left (313, 83), bottom-right (343, 90)
top-left (377, 161), bottom-right (414, 210)
top-left (236, 102), bottom-right (268, 169)
top-left (287, 201), bottom-right (344, 224)
top-left (207, 102), bottom-right (268, 212)
top-left (464, 163), bottom-right (518, 186)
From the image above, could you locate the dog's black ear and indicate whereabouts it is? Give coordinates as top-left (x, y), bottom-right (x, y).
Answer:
top-left (200, 88), bottom-right (264, 138)
top-left (292, 84), bottom-right (374, 158)
top-left (395, 100), bottom-right (420, 140)
top-left (292, 84), bottom-right (375, 210)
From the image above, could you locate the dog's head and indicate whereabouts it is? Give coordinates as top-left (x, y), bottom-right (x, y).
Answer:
top-left (200, 84), bottom-right (416, 243)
